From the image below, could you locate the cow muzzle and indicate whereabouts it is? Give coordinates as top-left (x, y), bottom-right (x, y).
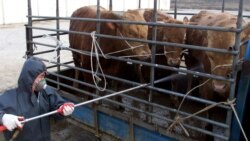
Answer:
top-left (138, 50), bottom-right (151, 60)
top-left (212, 80), bottom-right (228, 94)
top-left (133, 45), bottom-right (151, 60)
top-left (167, 58), bottom-right (181, 67)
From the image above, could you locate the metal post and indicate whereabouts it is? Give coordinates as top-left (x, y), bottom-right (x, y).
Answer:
top-left (26, 0), bottom-right (33, 57)
top-left (174, 0), bottom-right (177, 19)
top-left (56, 0), bottom-right (61, 90)
top-left (230, 41), bottom-right (250, 141)
top-left (222, 0), bottom-right (225, 13)
top-left (228, 0), bottom-right (245, 140)
top-left (147, 0), bottom-right (158, 124)
top-left (138, 0), bottom-right (141, 9)
top-left (94, 0), bottom-right (101, 138)
top-left (109, 0), bottom-right (112, 11)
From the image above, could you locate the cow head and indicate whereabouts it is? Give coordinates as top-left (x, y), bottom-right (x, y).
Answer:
top-left (103, 10), bottom-right (151, 60)
top-left (206, 25), bottom-right (250, 97)
top-left (162, 19), bottom-right (187, 67)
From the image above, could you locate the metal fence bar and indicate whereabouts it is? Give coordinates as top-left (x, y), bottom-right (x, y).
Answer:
top-left (26, 0), bottom-right (33, 57)
top-left (174, 0), bottom-right (177, 19)
top-left (46, 77), bottom-right (229, 140)
top-left (56, 0), bottom-right (61, 90)
top-left (48, 71), bottom-right (230, 129)
top-left (27, 15), bottom-right (243, 32)
top-left (226, 0), bottom-right (245, 140)
top-left (32, 42), bottom-right (235, 86)
top-left (27, 26), bottom-right (239, 55)
top-left (146, 0), bottom-right (158, 124)
top-left (43, 58), bottom-right (231, 110)
top-left (222, 0), bottom-right (225, 12)
top-left (31, 41), bottom-right (234, 83)
top-left (94, 0), bottom-right (101, 137)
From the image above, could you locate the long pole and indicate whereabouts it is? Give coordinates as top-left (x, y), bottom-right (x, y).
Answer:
top-left (0, 84), bottom-right (147, 132)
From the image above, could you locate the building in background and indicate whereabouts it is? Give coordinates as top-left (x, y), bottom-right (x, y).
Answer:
top-left (0, 0), bottom-right (170, 24)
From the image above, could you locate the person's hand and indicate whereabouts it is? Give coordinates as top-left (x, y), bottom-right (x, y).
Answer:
top-left (2, 114), bottom-right (24, 131)
top-left (58, 103), bottom-right (74, 116)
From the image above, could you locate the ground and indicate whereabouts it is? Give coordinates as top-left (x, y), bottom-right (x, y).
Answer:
top-left (0, 23), bottom-right (26, 93)
top-left (0, 22), bottom-right (95, 141)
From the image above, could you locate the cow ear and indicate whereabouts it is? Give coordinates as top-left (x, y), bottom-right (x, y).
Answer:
top-left (183, 16), bottom-right (189, 24)
top-left (104, 12), bottom-right (123, 30)
top-left (106, 22), bottom-right (117, 30)
top-left (242, 24), bottom-right (250, 40)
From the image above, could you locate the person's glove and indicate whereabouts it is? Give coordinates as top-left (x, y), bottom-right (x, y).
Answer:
top-left (57, 103), bottom-right (74, 116)
top-left (2, 114), bottom-right (24, 131)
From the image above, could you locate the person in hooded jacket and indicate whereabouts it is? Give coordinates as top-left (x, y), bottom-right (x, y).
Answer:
top-left (0, 57), bottom-right (75, 141)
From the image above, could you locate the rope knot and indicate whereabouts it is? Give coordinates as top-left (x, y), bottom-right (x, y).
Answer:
top-left (225, 98), bottom-right (236, 106)
top-left (42, 34), bottom-right (63, 63)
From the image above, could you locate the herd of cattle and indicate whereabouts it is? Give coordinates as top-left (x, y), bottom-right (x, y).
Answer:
top-left (69, 5), bottom-right (250, 102)
top-left (67, 5), bottom-right (250, 140)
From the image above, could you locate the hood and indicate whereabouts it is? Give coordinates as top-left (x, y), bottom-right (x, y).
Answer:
top-left (18, 57), bottom-right (47, 93)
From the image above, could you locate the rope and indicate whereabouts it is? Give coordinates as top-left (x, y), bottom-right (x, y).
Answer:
top-left (229, 100), bottom-right (248, 141)
top-left (90, 31), bottom-right (107, 91)
top-left (176, 78), bottom-right (211, 115)
top-left (117, 30), bottom-right (145, 53)
top-left (105, 29), bottom-right (150, 57)
top-left (176, 63), bottom-right (233, 115)
top-left (167, 63), bottom-right (248, 140)
top-left (42, 34), bottom-right (63, 63)
top-left (166, 99), bottom-right (235, 136)
top-left (9, 130), bottom-right (20, 141)
top-left (119, 53), bottom-right (165, 58)
top-left (181, 49), bottom-right (189, 55)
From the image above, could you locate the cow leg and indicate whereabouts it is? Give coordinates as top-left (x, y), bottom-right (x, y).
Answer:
top-left (114, 82), bottom-right (126, 112)
top-left (73, 69), bottom-right (80, 89)
top-left (72, 55), bottom-right (80, 89)
top-left (169, 79), bottom-right (181, 120)
top-left (200, 81), bottom-right (215, 141)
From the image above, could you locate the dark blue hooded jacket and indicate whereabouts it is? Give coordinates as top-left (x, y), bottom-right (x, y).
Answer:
top-left (0, 57), bottom-right (66, 141)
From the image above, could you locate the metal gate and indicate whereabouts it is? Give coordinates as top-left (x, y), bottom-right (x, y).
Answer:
top-left (25, 0), bottom-right (250, 140)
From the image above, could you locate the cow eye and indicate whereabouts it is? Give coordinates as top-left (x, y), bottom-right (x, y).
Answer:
top-left (208, 55), bottom-right (214, 61)
top-left (228, 46), bottom-right (234, 51)
top-left (226, 73), bottom-right (232, 78)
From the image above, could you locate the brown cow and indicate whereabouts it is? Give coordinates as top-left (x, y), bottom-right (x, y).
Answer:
top-left (137, 10), bottom-right (187, 82)
top-left (132, 10), bottom-right (188, 113)
top-left (143, 9), bottom-right (187, 66)
top-left (69, 6), bottom-right (151, 98)
top-left (185, 12), bottom-right (250, 140)
top-left (186, 11), bottom-right (250, 101)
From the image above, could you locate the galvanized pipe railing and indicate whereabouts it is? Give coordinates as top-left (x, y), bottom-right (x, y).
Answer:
top-left (27, 15), bottom-right (243, 32)
top-left (46, 75), bottom-right (229, 141)
top-left (36, 56), bottom-right (231, 110)
top-left (226, 0), bottom-right (245, 140)
top-left (31, 41), bottom-right (234, 83)
top-left (27, 26), bottom-right (239, 55)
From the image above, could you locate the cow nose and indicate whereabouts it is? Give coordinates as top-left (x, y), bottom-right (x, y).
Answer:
top-left (212, 81), bottom-right (227, 94)
top-left (167, 58), bottom-right (180, 66)
top-left (138, 50), bottom-right (151, 60)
